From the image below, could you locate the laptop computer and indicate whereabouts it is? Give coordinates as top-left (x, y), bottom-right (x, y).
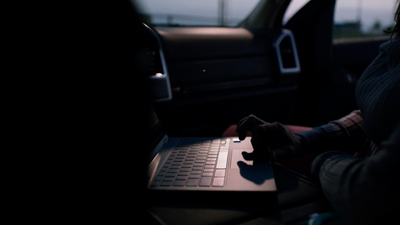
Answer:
top-left (146, 109), bottom-right (277, 196)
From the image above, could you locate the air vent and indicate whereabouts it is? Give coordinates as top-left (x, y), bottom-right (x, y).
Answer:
top-left (139, 46), bottom-right (164, 76)
top-left (280, 36), bottom-right (296, 68)
top-left (142, 23), bottom-right (172, 102)
top-left (275, 30), bottom-right (300, 74)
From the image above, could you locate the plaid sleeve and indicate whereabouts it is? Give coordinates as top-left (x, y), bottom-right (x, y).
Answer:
top-left (296, 110), bottom-right (367, 153)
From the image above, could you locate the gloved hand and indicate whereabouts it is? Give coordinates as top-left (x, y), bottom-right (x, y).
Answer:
top-left (236, 114), bottom-right (306, 161)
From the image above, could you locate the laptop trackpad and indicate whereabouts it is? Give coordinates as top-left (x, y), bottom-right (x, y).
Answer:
top-left (231, 149), bottom-right (253, 169)
top-left (230, 149), bottom-right (274, 185)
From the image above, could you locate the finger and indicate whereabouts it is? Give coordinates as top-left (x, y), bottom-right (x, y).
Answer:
top-left (237, 115), bottom-right (255, 140)
top-left (262, 122), bottom-right (293, 149)
top-left (237, 115), bottom-right (266, 140)
top-left (241, 151), bottom-right (256, 160)
top-left (250, 125), bottom-right (271, 154)
top-left (236, 116), bottom-right (250, 140)
top-left (247, 114), bottom-right (267, 125)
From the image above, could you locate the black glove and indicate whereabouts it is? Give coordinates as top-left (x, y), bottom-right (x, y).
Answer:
top-left (236, 114), bottom-right (306, 161)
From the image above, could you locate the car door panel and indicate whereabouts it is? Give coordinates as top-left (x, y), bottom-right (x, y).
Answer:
top-left (157, 27), bottom-right (276, 88)
top-left (148, 26), bottom-right (300, 136)
top-left (157, 27), bottom-right (270, 60)
top-left (167, 56), bottom-right (274, 88)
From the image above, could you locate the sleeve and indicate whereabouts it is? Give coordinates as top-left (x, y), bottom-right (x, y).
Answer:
top-left (295, 110), bottom-right (367, 153)
top-left (310, 122), bottom-right (400, 225)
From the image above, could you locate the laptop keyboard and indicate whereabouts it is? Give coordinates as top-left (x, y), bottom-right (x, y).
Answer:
top-left (151, 138), bottom-right (231, 188)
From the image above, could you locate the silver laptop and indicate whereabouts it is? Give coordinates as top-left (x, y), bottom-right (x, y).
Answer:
top-left (146, 110), bottom-right (277, 194)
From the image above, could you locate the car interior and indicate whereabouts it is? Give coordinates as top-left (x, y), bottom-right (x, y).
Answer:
top-left (140, 0), bottom-right (387, 138)
top-left (134, 0), bottom-right (392, 224)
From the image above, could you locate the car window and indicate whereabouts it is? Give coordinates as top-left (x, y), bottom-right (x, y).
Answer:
top-left (284, 0), bottom-right (395, 40)
top-left (334, 0), bottom-right (395, 39)
top-left (133, 0), bottom-right (261, 27)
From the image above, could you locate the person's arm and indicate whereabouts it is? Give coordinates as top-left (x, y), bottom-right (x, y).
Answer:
top-left (311, 122), bottom-right (400, 225)
top-left (296, 110), bottom-right (366, 154)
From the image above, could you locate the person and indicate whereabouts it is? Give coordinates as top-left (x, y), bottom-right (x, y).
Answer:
top-left (231, 1), bottom-right (400, 225)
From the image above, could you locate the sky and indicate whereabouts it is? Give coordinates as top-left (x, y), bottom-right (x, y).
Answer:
top-left (134, 0), bottom-right (396, 31)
